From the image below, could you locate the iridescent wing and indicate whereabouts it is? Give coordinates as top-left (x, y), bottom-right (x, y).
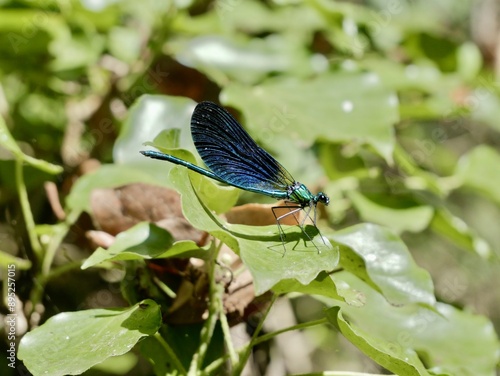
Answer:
top-left (191, 101), bottom-right (295, 199)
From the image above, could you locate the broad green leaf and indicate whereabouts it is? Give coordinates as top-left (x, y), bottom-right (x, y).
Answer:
top-left (455, 145), bottom-right (500, 205)
top-left (363, 58), bottom-right (462, 120)
top-left (326, 306), bottom-right (431, 376)
top-left (330, 223), bottom-right (435, 306)
top-left (168, 167), bottom-right (239, 250)
top-left (215, 1), bottom-right (323, 35)
top-left (171, 34), bottom-right (314, 85)
top-left (364, 58), bottom-right (444, 91)
top-left (222, 71), bottom-right (398, 162)
top-left (82, 222), bottom-right (209, 269)
top-left (89, 353), bottom-right (138, 374)
top-left (188, 173), bottom-right (240, 214)
top-left (349, 191), bottom-right (434, 234)
top-left (170, 167), bottom-right (340, 295)
top-left (18, 300), bottom-right (162, 376)
top-left (238, 229), bottom-right (339, 295)
top-left (325, 273), bottom-right (500, 376)
top-left (114, 95), bottom-right (197, 164)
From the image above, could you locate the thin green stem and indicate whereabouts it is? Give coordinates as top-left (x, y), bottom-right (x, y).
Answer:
top-left (28, 209), bottom-right (81, 318)
top-left (251, 318), bottom-right (327, 347)
top-left (43, 260), bottom-right (83, 283)
top-left (154, 332), bottom-right (186, 374)
top-left (42, 209), bottom-right (81, 275)
top-left (204, 300), bottom-right (325, 375)
top-left (232, 294), bottom-right (278, 375)
top-left (201, 354), bottom-right (229, 375)
top-left (15, 159), bottom-right (43, 260)
top-left (188, 241), bottom-right (224, 375)
top-left (153, 275), bottom-right (177, 299)
top-left (218, 292), bottom-right (238, 366)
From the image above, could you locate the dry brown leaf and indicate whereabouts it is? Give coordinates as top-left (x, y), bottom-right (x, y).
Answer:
top-left (90, 183), bottom-right (204, 243)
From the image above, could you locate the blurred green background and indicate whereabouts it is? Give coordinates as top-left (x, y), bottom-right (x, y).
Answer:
top-left (1, 0), bottom-right (500, 375)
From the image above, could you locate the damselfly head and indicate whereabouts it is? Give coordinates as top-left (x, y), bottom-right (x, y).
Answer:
top-left (316, 192), bottom-right (329, 206)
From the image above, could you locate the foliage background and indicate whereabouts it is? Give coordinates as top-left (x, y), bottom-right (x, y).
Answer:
top-left (1, 0), bottom-right (500, 375)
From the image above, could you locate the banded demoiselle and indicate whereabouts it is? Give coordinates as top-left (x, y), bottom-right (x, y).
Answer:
top-left (140, 101), bottom-right (329, 252)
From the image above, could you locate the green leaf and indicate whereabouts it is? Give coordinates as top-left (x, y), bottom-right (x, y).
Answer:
top-left (237, 229), bottom-right (339, 295)
top-left (326, 306), bottom-right (431, 376)
top-left (349, 191), bottom-right (434, 234)
top-left (363, 58), bottom-right (462, 120)
top-left (222, 71), bottom-right (398, 162)
top-left (215, 1), bottom-right (323, 35)
top-left (82, 222), bottom-right (209, 269)
top-left (326, 273), bottom-right (500, 376)
top-left (114, 95), bottom-right (197, 164)
top-left (18, 300), bottom-right (162, 376)
top-left (272, 271), bottom-right (344, 302)
top-left (233, 225), bottom-right (338, 294)
top-left (171, 34), bottom-right (314, 85)
top-left (170, 167), bottom-right (340, 295)
top-left (189, 173), bottom-right (240, 214)
top-left (330, 223), bottom-right (436, 306)
top-left (89, 353), bottom-right (138, 374)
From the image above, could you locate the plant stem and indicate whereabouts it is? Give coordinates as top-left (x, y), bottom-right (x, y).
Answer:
top-left (187, 241), bottom-right (223, 375)
top-left (15, 159), bottom-right (43, 260)
top-left (218, 291), bottom-right (238, 366)
top-left (154, 332), bottom-right (186, 374)
top-left (28, 209), bottom-right (82, 318)
top-left (251, 317), bottom-right (327, 347)
top-left (41, 209), bottom-right (81, 275)
top-left (232, 293), bottom-right (278, 375)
